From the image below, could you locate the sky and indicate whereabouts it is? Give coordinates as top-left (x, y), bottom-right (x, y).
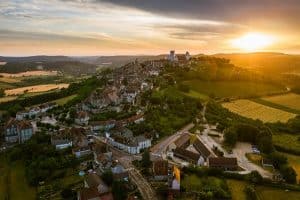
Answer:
top-left (0, 0), bottom-right (300, 56)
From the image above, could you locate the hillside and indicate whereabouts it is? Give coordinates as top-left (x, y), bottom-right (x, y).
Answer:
top-left (212, 52), bottom-right (300, 74)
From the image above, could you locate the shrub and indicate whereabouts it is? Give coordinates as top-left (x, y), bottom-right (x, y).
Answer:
top-left (244, 185), bottom-right (257, 200)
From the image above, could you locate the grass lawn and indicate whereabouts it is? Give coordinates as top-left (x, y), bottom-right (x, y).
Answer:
top-left (9, 161), bottom-right (36, 200)
top-left (246, 153), bottom-right (262, 166)
top-left (227, 179), bottom-right (247, 200)
top-left (283, 153), bottom-right (300, 183)
top-left (0, 155), bottom-right (36, 200)
top-left (256, 186), bottom-right (300, 200)
top-left (273, 133), bottom-right (300, 154)
top-left (53, 94), bottom-right (77, 105)
top-left (182, 80), bottom-right (285, 98)
top-left (183, 90), bottom-right (209, 101)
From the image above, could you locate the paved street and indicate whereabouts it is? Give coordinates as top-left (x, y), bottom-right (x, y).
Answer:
top-left (93, 136), bottom-right (157, 200)
top-left (151, 123), bottom-right (194, 155)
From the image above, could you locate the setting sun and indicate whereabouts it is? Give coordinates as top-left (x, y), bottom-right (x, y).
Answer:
top-left (231, 32), bottom-right (275, 51)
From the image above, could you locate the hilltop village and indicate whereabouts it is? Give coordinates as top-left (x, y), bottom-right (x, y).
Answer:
top-left (1, 51), bottom-right (300, 200)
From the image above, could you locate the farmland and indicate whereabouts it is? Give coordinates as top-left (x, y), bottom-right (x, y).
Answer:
top-left (273, 133), bottom-right (300, 154)
top-left (5, 83), bottom-right (69, 96)
top-left (53, 94), bottom-right (77, 105)
top-left (0, 155), bottom-right (36, 200)
top-left (256, 185), bottom-right (300, 200)
top-left (227, 179), bottom-right (300, 200)
top-left (261, 93), bottom-right (300, 111)
top-left (0, 96), bottom-right (18, 103)
top-left (182, 80), bottom-right (286, 98)
top-left (182, 90), bottom-right (209, 101)
top-left (0, 70), bottom-right (57, 77)
top-left (227, 180), bottom-right (247, 200)
top-left (222, 99), bottom-right (296, 123)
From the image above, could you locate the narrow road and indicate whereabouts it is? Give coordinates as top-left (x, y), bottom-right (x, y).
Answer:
top-left (151, 123), bottom-right (194, 155)
top-left (93, 136), bottom-right (157, 200)
top-left (200, 103), bottom-right (273, 179)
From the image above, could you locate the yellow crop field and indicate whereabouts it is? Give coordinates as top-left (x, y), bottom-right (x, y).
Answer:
top-left (222, 99), bottom-right (296, 123)
top-left (5, 83), bottom-right (69, 96)
top-left (0, 70), bottom-right (57, 77)
top-left (0, 96), bottom-right (18, 103)
top-left (262, 93), bottom-right (300, 111)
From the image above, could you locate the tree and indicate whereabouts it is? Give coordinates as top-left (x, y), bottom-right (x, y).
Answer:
top-left (178, 84), bottom-right (190, 93)
top-left (244, 185), bottom-right (257, 200)
top-left (112, 181), bottom-right (128, 200)
top-left (61, 188), bottom-right (76, 200)
top-left (269, 152), bottom-right (287, 169)
top-left (280, 165), bottom-right (297, 184)
top-left (258, 136), bottom-right (273, 154)
top-left (0, 88), bottom-right (5, 97)
top-left (101, 170), bottom-right (113, 186)
top-left (141, 149), bottom-right (152, 168)
top-left (224, 127), bottom-right (237, 147)
top-left (247, 171), bottom-right (263, 184)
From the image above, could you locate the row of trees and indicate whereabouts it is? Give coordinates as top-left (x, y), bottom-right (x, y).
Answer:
top-left (224, 124), bottom-right (273, 154)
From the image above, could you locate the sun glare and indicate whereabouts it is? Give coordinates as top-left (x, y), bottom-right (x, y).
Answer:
top-left (232, 32), bottom-right (275, 51)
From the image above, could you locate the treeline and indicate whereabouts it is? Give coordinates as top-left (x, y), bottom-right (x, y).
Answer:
top-left (0, 76), bottom-right (104, 116)
top-left (0, 61), bottom-right (97, 75)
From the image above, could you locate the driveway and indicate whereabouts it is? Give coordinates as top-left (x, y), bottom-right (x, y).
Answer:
top-left (232, 142), bottom-right (273, 179)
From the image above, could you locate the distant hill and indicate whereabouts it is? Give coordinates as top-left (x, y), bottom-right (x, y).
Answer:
top-left (0, 55), bottom-right (74, 63)
top-left (212, 52), bottom-right (300, 74)
top-left (0, 61), bottom-right (97, 75)
top-left (89, 55), bottom-right (166, 67)
top-left (0, 55), bottom-right (166, 75)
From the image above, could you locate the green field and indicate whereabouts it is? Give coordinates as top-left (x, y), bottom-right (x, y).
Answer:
top-left (227, 180), bottom-right (247, 200)
top-left (273, 133), bottom-right (300, 154)
top-left (182, 90), bottom-right (209, 101)
top-left (182, 80), bottom-right (285, 98)
top-left (53, 94), bottom-right (77, 105)
top-left (252, 98), bottom-right (300, 115)
top-left (0, 156), bottom-right (36, 200)
top-left (256, 186), bottom-right (300, 200)
top-left (227, 179), bottom-right (300, 200)
top-left (262, 93), bottom-right (300, 111)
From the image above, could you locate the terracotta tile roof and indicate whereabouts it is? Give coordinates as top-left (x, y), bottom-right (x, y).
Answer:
top-left (90, 120), bottom-right (116, 126)
top-left (173, 147), bottom-right (200, 162)
top-left (174, 133), bottom-right (190, 148)
top-left (153, 160), bottom-right (168, 176)
top-left (193, 139), bottom-right (211, 159)
top-left (77, 111), bottom-right (88, 119)
top-left (5, 118), bottom-right (32, 130)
